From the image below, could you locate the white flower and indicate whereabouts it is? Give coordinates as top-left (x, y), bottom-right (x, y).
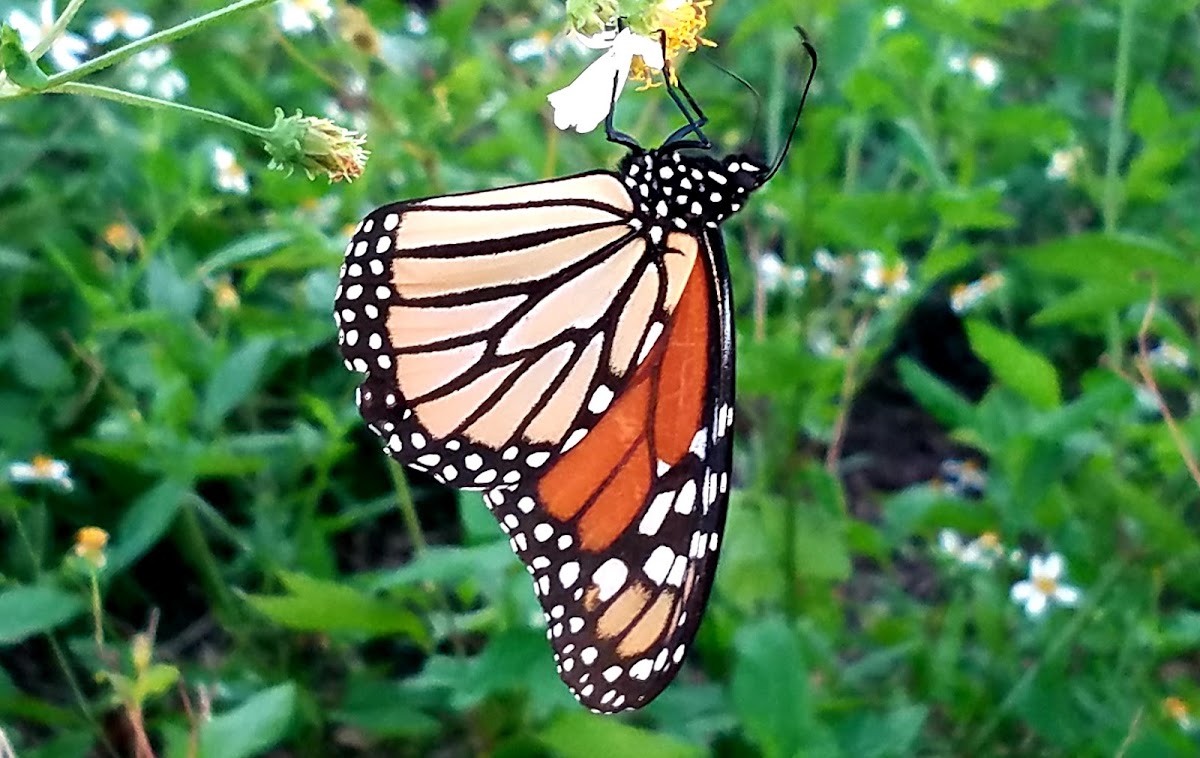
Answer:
top-left (1149, 342), bottom-right (1189, 370)
top-left (212, 146), bottom-right (249, 194)
top-left (809, 330), bottom-right (845, 359)
top-left (277, 0), bottom-right (333, 35)
top-left (7, 455), bottom-right (74, 492)
top-left (1010, 553), bottom-right (1081, 617)
top-left (757, 252), bottom-right (784, 291)
top-left (7, 0), bottom-right (89, 70)
top-left (968, 55), bottom-right (1001, 87)
top-left (1046, 145), bottom-right (1085, 180)
top-left (813, 247), bottom-right (852, 277)
top-left (938, 529), bottom-right (1003, 569)
top-left (127, 46), bottom-right (187, 100)
top-left (90, 8), bottom-right (152, 43)
top-left (547, 28), bottom-right (664, 134)
top-left (950, 272), bottom-right (1005, 314)
top-left (883, 6), bottom-right (905, 28)
top-left (859, 250), bottom-right (912, 297)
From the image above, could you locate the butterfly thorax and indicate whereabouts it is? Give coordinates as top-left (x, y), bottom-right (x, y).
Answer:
top-left (617, 149), bottom-right (763, 245)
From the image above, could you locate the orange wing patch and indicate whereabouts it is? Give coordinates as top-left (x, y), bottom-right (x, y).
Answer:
top-left (536, 241), bottom-right (711, 552)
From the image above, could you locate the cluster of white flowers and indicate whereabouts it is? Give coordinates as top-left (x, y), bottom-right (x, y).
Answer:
top-left (756, 252), bottom-right (807, 293)
top-left (127, 47), bottom-right (187, 100)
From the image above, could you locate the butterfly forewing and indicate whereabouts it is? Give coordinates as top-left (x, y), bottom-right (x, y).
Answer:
top-left (336, 150), bottom-right (751, 712)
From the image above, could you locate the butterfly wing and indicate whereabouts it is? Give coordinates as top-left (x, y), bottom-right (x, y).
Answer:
top-left (486, 228), bottom-right (735, 713)
top-left (335, 173), bottom-right (734, 712)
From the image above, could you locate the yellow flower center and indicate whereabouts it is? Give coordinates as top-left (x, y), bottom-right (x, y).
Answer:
top-left (31, 455), bottom-right (57, 477)
top-left (978, 532), bottom-right (1000, 549)
top-left (75, 527), bottom-right (110, 552)
top-left (1165, 697), bottom-right (1190, 721)
top-left (631, 0), bottom-right (718, 87)
top-left (214, 282), bottom-right (240, 310)
top-left (103, 221), bottom-right (136, 251)
top-left (881, 263), bottom-right (907, 287)
top-left (108, 9), bottom-right (130, 24)
top-left (1033, 576), bottom-right (1058, 595)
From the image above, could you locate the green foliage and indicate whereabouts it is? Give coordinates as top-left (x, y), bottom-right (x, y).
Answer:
top-left (1, 0), bottom-right (1199, 756)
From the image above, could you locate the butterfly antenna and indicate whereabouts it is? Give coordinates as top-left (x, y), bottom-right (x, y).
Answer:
top-left (699, 55), bottom-right (764, 140)
top-left (758, 27), bottom-right (818, 185)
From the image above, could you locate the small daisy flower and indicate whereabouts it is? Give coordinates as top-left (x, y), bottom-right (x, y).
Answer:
top-left (883, 6), bottom-right (905, 29)
top-left (102, 221), bottom-right (138, 253)
top-left (277, 0), bottom-right (333, 35)
top-left (7, 0), bottom-right (88, 70)
top-left (813, 248), bottom-right (853, 277)
top-left (510, 30), bottom-right (555, 62)
top-left (859, 250), bottom-right (912, 297)
top-left (950, 271), bottom-right (1005, 314)
top-left (90, 8), bottom-right (152, 43)
top-left (968, 55), bottom-right (1001, 87)
top-left (628, 0), bottom-right (717, 86)
top-left (7, 455), bottom-right (74, 491)
top-left (939, 458), bottom-right (988, 497)
top-left (1148, 342), bottom-right (1189, 371)
top-left (73, 526), bottom-right (109, 569)
top-left (757, 251), bottom-right (784, 291)
top-left (1010, 553), bottom-right (1081, 617)
top-left (127, 47), bottom-right (187, 100)
top-left (1164, 697), bottom-right (1196, 732)
top-left (938, 529), bottom-right (1004, 569)
top-left (1046, 144), bottom-right (1085, 181)
top-left (212, 146), bottom-right (249, 194)
top-left (547, 28), bottom-right (664, 133)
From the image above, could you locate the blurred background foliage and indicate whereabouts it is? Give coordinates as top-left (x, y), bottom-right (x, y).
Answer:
top-left (1, 0), bottom-right (1200, 755)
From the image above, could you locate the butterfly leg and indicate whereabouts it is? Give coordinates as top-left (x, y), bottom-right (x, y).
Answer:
top-left (659, 33), bottom-right (712, 150)
top-left (605, 69), bottom-right (642, 150)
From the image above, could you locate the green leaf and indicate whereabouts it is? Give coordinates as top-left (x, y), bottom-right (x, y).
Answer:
top-left (197, 683), bottom-right (297, 758)
top-left (105, 480), bottom-right (189, 575)
top-left (964, 320), bottom-right (1061, 409)
top-left (538, 710), bottom-right (703, 758)
top-left (7, 322), bottom-right (71, 392)
top-left (200, 338), bottom-right (274, 428)
top-left (1, 24), bottom-right (49, 90)
top-left (732, 617), bottom-right (811, 758)
top-left (0, 585), bottom-right (86, 645)
top-left (244, 571), bottom-right (428, 642)
top-left (897, 357), bottom-right (975, 428)
top-left (198, 232), bottom-right (295, 276)
top-left (1017, 233), bottom-right (1200, 296)
top-left (1031, 283), bottom-right (1148, 328)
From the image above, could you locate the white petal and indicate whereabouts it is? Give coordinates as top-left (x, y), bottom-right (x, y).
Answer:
top-left (125, 14), bottom-right (153, 38)
top-left (1041, 552), bottom-right (1065, 580)
top-left (1053, 584), bottom-right (1081, 606)
top-left (938, 529), bottom-right (962, 554)
top-left (6, 11), bottom-right (42, 45)
top-left (1010, 581), bottom-right (1035, 603)
top-left (91, 18), bottom-right (117, 43)
top-left (572, 28), bottom-right (619, 49)
top-left (621, 30), bottom-right (665, 70)
top-left (1029, 554), bottom-right (1047, 578)
top-left (1023, 593), bottom-right (1048, 617)
top-left (547, 49), bottom-right (627, 133)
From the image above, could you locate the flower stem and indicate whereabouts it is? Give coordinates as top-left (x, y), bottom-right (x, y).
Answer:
top-left (1102, 0), bottom-right (1136, 234)
top-left (41, 0), bottom-right (277, 89)
top-left (89, 569), bottom-right (105, 651)
top-left (47, 82), bottom-right (271, 137)
top-left (31, 0), bottom-right (89, 61)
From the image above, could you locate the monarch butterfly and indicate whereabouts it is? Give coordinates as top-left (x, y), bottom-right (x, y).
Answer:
top-left (335, 31), bottom-right (817, 713)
